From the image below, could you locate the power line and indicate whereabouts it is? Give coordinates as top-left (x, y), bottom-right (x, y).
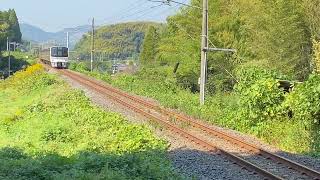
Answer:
top-left (98, 0), bottom-right (149, 23)
top-left (147, 0), bottom-right (201, 9)
top-left (99, 1), bottom-right (155, 26)
top-left (136, 2), bottom-right (180, 21)
top-left (91, 18), bottom-right (95, 72)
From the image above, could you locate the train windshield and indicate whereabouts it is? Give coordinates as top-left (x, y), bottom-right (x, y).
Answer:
top-left (51, 47), bottom-right (68, 57)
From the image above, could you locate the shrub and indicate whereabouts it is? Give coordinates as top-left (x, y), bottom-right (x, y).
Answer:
top-left (236, 78), bottom-right (285, 126)
top-left (1, 64), bottom-right (56, 93)
top-left (284, 74), bottom-right (320, 151)
top-left (232, 68), bottom-right (286, 128)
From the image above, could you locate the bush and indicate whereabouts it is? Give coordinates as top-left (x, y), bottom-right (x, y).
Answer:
top-left (1, 64), bottom-right (56, 93)
top-left (284, 74), bottom-right (320, 151)
top-left (235, 67), bottom-right (286, 91)
top-left (69, 61), bottom-right (90, 72)
top-left (236, 78), bottom-right (285, 126)
top-left (232, 68), bottom-right (286, 127)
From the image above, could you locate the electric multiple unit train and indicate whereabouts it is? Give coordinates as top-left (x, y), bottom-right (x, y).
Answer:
top-left (50, 46), bottom-right (69, 68)
top-left (40, 46), bottom-right (69, 68)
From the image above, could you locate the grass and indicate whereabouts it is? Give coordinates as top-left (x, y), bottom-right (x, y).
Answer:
top-left (0, 64), bottom-right (181, 179)
top-left (69, 63), bottom-right (317, 156)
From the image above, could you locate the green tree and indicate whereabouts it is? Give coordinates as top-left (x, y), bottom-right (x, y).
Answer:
top-left (0, 9), bottom-right (21, 51)
top-left (302, 0), bottom-right (320, 39)
top-left (140, 26), bottom-right (159, 66)
top-left (7, 9), bottom-right (22, 43)
top-left (154, 0), bottom-right (314, 87)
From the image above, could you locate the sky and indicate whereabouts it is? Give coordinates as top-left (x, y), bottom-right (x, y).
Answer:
top-left (0, 0), bottom-right (186, 32)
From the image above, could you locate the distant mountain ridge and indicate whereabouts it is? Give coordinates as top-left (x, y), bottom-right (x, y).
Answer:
top-left (20, 23), bottom-right (91, 49)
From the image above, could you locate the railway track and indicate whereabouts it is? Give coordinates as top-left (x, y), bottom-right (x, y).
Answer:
top-left (51, 66), bottom-right (320, 180)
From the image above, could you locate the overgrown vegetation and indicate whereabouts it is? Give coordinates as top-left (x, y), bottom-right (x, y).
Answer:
top-left (0, 64), bottom-right (181, 179)
top-left (70, 0), bottom-right (320, 156)
top-left (133, 0), bottom-right (320, 155)
top-left (69, 63), bottom-right (320, 156)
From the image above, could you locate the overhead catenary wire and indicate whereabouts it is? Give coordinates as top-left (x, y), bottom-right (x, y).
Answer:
top-left (98, 0), bottom-right (164, 27)
top-left (97, 0), bottom-right (150, 24)
top-left (147, 0), bottom-right (201, 9)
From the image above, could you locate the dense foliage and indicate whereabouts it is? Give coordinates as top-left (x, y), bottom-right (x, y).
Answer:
top-left (70, 0), bottom-right (320, 156)
top-left (0, 9), bottom-right (21, 51)
top-left (0, 65), bottom-right (181, 179)
top-left (69, 61), bottom-right (320, 155)
top-left (123, 0), bottom-right (320, 154)
top-left (284, 75), bottom-right (320, 152)
top-left (136, 0), bottom-right (320, 93)
top-left (313, 40), bottom-right (320, 73)
top-left (140, 26), bottom-right (160, 67)
top-left (73, 22), bottom-right (163, 62)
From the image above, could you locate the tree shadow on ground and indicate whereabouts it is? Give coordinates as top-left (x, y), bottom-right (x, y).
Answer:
top-left (0, 147), bottom-right (179, 180)
top-left (1, 146), bottom-right (320, 179)
top-left (0, 55), bottom-right (30, 78)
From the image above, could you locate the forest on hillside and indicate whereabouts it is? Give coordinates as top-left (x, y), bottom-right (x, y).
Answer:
top-left (73, 22), bottom-right (163, 62)
top-left (140, 0), bottom-right (320, 92)
top-left (0, 9), bottom-right (21, 52)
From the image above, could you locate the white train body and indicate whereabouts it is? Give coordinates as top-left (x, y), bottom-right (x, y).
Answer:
top-left (50, 46), bottom-right (68, 68)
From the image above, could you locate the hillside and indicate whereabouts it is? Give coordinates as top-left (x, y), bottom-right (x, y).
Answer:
top-left (73, 22), bottom-right (163, 61)
top-left (20, 23), bottom-right (91, 49)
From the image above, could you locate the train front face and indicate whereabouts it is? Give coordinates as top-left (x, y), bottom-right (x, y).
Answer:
top-left (50, 47), bottom-right (68, 68)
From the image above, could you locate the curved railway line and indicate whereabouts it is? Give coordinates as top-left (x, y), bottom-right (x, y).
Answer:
top-left (42, 62), bottom-right (320, 180)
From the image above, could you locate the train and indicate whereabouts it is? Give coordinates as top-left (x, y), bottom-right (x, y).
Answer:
top-left (40, 46), bottom-right (69, 68)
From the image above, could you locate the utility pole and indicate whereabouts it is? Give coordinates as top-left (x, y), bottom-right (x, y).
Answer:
top-left (200, 0), bottom-right (208, 105)
top-left (29, 41), bottom-right (32, 52)
top-left (91, 18), bottom-right (95, 72)
top-left (8, 39), bottom-right (11, 77)
top-left (67, 32), bottom-right (69, 55)
top-left (6, 37), bottom-right (9, 52)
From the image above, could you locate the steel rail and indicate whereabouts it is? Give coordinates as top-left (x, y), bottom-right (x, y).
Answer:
top-left (60, 69), bottom-right (282, 180)
top-left (63, 69), bottom-right (320, 180)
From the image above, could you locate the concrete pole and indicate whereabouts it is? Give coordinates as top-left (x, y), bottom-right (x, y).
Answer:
top-left (8, 40), bottom-right (11, 77)
top-left (67, 32), bottom-right (69, 56)
top-left (6, 37), bottom-right (9, 52)
top-left (91, 18), bottom-right (95, 72)
top-left (200, 0), bottom-right (208, 105)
